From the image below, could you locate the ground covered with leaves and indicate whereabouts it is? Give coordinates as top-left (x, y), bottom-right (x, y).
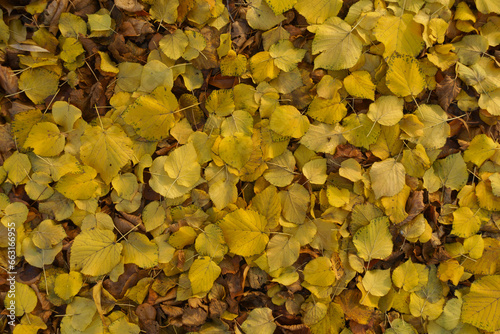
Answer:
top-left (1, 0), bottom-right (500, 333)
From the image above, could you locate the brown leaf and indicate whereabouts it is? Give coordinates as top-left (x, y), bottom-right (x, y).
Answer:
top-left (0, 65), bottom-right (18, 95)
top-left (436, 76), bottom-right (461, 111)
top-left (335, 290), bottom-right (383, 327)
top-left (114, 0), bottom-right (144, 12)
top-left (182, 308), bottom-right (207, 327)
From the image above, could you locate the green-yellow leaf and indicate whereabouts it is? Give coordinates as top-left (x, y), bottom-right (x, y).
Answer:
top-left (3, 151), bottom-right (31, 186)
top-left (353, 217), bottom-right (393, 262)
top-left (241, 307), bottom-right (276, 334)
top-left (19, 68), bottom-right (59, 105)
top-left (308, 17), bottom-right (363, 70)
top-left (294, 0), bottom-right (342, 24)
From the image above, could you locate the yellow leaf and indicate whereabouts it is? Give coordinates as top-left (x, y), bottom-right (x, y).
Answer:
top-left (367, 96), bottom-right (404, 126)
top-left (159, 29), bottom-right (188, 60)
top-left (241, 308), bottom-right (276, 334)
top-left (308, 17), bottom-right (363, 70)
top-left (55, 165), bottom-right (99, 201)
top-left (195, 224), bottom-right (227, 260)
top-left (218, 209), bottom-right (269, 257)
top-left (270, 105), bottom-right (309, 138)
top-left (4, 282), bottom-right (37, 316)
top-left (54, 271), bottom-right (83, 301)
top-left (280, 183), bottom-right (310, 225)
top-left (3, 151), bottom-right (31, 186)
top-left (122, 232), bottom-right (158, 268)
top-left (267, 235), bottom-right (300, 272)
top-left (370, 158), bottom-right (406, 199)
top-left (462, 275), bottom-right (500, 331)
top-left (269, 40), bottom-right (305, 72)
top-left (451, 207), bottom-right (482, 238)
top-left (294, 0), bottom-right (342, 24)
top-left (392, 260), bottom-right (420, 292)
top-left (264, 150), bottom-right (296, 187)
top-left (250, 51), bottom-right (280, 82)
top-left (80, 123), bottom-right (134, 184)
top-left (362, 269), bottom-right (391, 296)
top-left (344, 71), bottom-right (375, 100)
top-left (373, 14), bottom-right (424, 58)
top-left (31, 219), bottom-right (66, 249)
top-left (303, 158), bottom-right (327, 185)
top-left (123, 86), bottom-right (179, 141)
top-left (303, 257), bottom-right (336, 286)
top-left (218, 134), bottom-right (253, 170)
top-left (386, 53), bottom-right (426, 97)
top-left (437, 259), bottom-right (464, 286)
top-left (70, 229), bottom-right (123, 276)
top-left (464, 134), bottom-right (497, 166)
top-left (19, 68), bottom-right (59, 105)
top-left (353, 217), bottom-right (393, 262)
top-left (246, 0), bottom-right (285, 31)
top-left (189, 256), bottom-right (221, 296)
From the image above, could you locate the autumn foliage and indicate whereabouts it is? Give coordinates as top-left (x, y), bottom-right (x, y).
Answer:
top-left (1, 0), bottom-right (500, 333)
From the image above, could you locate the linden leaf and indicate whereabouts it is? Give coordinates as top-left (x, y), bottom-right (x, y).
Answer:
top-left (246, 0), bottom-right (285, 31)
top-left (31, 219), bottom-right (66, 249)
top-left (269, 40), bottom-right (306, 72)
top-left (270, 105), bottom-right (309, 138)
top-left (280, 183), bottom-right (310, 225)
top-left (451, 207), bottom-right (482, 238)
top-left (23, 122), bottom-right (65, 157)
top-left (464, 134), bottom-right (497, 167)
top-left (303, 158), bottom-right (327, 185)
top-left (308, 17), bottom-right (363, 70)
top-left (353, 217), bottom-right (393, 262)
top-left (3, 151), bottom-right (31, 186)
top-left (294, 0), bottom-right (342, 24)
top-left (19, 68), bottom-right (59, 105)
top-left (462, 275), bottom-right (500, 332)
top-left (373, 13), bottom-right (424, 58)
top-left (70, 229), bottom-right (123, 276)
top-left (369, 159), bottom-right (406, 199)
top-left (241, 308), bottom-right (276, 334)
top-left (362, 269), bottom-right (391, 296)
top-left (4, 283), bottom-right (37, 317)
top-left (188, 256), bottom-right (221, 296)
top-left (386, 53), bottom-right (426, 97)
top-left (264, 0), bottom-right (297, 14)
top-left (300, 122), bottom-right (346, 154)
top-left (415, 104), bottom-right (450, 149)
top-left (122, 86), bottom-right (179, 141)
top-left (392, 260), bottom-right (420, 292)
top-left (79, 123), bottom-right (134, 184)
top-left (159, 29), bottom-right (188, 60)
top-left (344, 71), bottom-right (376, 100)
top-left (55, 165), bottom-right (99, 201)
top-left (267, 235), bottom-right (300, 272)
top-left (218, 135), bottom-right (253, 170)
top-left (121, 232), bottom-right (158, 268)
top-left (195, 224), bottom-right (227, 260)
top-left (218, 209), bottom-right (269, 257)
top-left (54, 271), bottom-right (83, 301)
top-left (303, 257), bottom-right (336, 286)
top-left (367, 96), bottom-right (404, 126)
